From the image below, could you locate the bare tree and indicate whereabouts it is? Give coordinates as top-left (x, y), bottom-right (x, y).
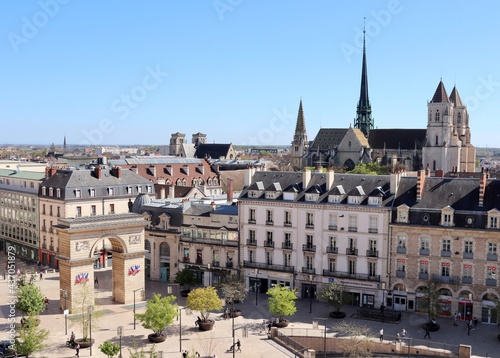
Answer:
top-left (332, 321), bottom-right (374, 358)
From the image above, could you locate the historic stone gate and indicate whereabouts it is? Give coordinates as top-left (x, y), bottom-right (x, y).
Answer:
top-left (56, 213), bottom-right (146, 311)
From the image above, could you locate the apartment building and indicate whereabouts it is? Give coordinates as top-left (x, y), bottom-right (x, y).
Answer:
top-left (390, 169), bottom-right (500, 324)
top-left (239, 167), bottom-right (400, 308)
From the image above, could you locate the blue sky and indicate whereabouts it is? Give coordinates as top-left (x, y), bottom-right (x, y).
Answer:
top-left (1, 1), bottom-right (499, 148)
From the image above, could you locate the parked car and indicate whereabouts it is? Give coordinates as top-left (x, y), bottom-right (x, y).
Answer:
top-left (0, 341), bottom-right (17, 358)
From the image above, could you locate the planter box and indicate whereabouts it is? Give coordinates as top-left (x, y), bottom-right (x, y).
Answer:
top-left (329, 311), bottom-right (346, 319)
top-left (148, 333), bottom-right (166, 343)
top-left (272, 319), bottom-right (289, 328)
top-left (75, 338), bottom-right (95, 349)
top-left (198, 319), bottom-right (215, 331)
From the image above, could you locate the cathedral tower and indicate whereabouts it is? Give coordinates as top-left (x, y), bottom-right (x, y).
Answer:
top-left (290, 99), bottom-right (308, 169)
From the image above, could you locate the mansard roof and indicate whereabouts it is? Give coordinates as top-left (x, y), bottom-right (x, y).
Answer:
top-left (309, 128), bottom-right (349, 150)
top-left (368, 129), bottom-right (426, 150)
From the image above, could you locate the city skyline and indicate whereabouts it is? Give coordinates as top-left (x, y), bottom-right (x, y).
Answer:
top-left (2, 1), bottom-right (500, 147)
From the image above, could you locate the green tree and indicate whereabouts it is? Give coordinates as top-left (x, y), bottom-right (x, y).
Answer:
top-left (135, 294), bottom-right (178, 337)
top-left (14, 314), bottom-right (49, 357)
top-left (417, 280), bottom-right (442, 322)
top-left (266, 286), bottom-right (297, 321)
top-left (186, 287), bottom-right (222, 322)
top-left (174, 268), bottom-right (197, 292)
top-left (16, 282), bottom-right (45, 316)
top-left (99, 341), bottom-right (120, 358)
top-left (128, 343), bottom-right (158, 358)
top-left (322, 282), bottom-right (348, 313)
top-left (69, 282), bottom-right (104, 341)
top-left (348, 162), bottom-right (389, 175)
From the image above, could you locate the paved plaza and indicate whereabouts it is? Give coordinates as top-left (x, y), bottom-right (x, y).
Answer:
top-left (1, 261), bottom-right (499, 358)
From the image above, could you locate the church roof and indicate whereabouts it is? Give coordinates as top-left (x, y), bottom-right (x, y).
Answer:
top-left (194, 143), bottom-right (232, 159)
top-left (368, 129), bottom-right (426, 150)
top-left (352, 128), bottom-right (369, 147)
top-left (310, 128), bottom-right (349, 150)
top-left (431, 80), bottom-right (450, 103)
top-left (449, 86), bottom-right (463, 107)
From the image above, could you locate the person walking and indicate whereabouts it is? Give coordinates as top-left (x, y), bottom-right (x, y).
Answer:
top-left (75, 343), bottom-right (80, 357)
top-left (401, 327), bottom-right (407, 338)
top-left (236, 339), bottom-right (241, 352)
top-left (39, 271), bottom-right (43, 280)
top-left (467, 321), bottom-right (471, 335)
top-left (454, 312), bottom-right (458, 326)
top-left (379, 328), bottom-right (384, 341)
top-left (473, 317), bottom-right (478, 330)
top-left (424, 325), bottom-right (431, 339)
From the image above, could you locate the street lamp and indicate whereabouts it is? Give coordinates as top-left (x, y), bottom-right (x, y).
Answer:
top-left (133, 288), bottom-right (144, 330)
top-left (178, 307), bottom-right (191, 352)
top-left (117, 326), bottom-right (123, 358)
top-left (313, 317), bottom-right (327, 358)
top-left (255, 269), bottom-right (260, 306)
top-left (88, 305), bottom-right (93, 356)
top-left (207, 263), bottom-right (211, 287)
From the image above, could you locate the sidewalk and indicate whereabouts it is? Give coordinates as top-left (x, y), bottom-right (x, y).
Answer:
top-left (0, 262), bottom-right (498, 357)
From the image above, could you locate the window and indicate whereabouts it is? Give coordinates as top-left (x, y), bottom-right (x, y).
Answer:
top-left (109, 203), bottom-right (115, 214)
top-left (441, 262), bottom-right (450, 277)
top-left (266, 251), bottom-right (273, 265)
top-left (249, 250), bottom-right (254, 263)
top-left (127, 186), bottom-right (132, 194)
top-left (435, 135), bottom-right (439, 146)
top-left (266, 231), bottom-right (273, 244)
top-left (249, 208), bottom-right (256, 222)
top-left (57, 207), bottom-right (60, 217)
top-left (49, 188), bottom-right (53, 196)
top-left (249, 229), bottom-right (256, 242)
top-left (284, 211), bottom-right (292, 225)
top-left (108, 188), bottom-right (114, 196)
top-left (42, 187), bottom-right (47, 196)
top-left (348, 238), bottom-right (356, 250)
top-left (398, 209), bottom-right (408, 223)
top-left (305, 255), bottom-right (313, 270)
top-left (329, 213), bottom-right (337, 229)
top-left (464, 241), bottom-right (473, 253)
top-left (397, 235), bottom-right (407, 248)
top-left (489, 215), bottom-right (499, 229)
top-left (329, 236), bottom-right (337, 248)
top-left (368, 262), bottom-right (377, 277)
top-left (147, 186), bottom-right (153, 193)
top-left (284, 232), bottom-right (291, 246)
top-left (348, 260), bottom-right (356, 274)
top-left (89, 189), bottom-right (95, 197)
top-left (76, 207), bottom-right (82, 217)
top-left (463, 264), bottom-right (472, 278)
top-left (442, 239), bottom-right (451, 252)
top-left (42, 204), bottom-right (46, 215)
top-left (443, 214), bottom-right (452, 226)
top-left (419, 260), bottom-right (429, 274)
top-left (420, 237), bottom-right (429, 250)
top-left (306, 212), bottom-right (314, 227)
top-left (396, 258), bottom-right (406, 272)
top-left (348, 215), bottom-right (357, 231)
top-left (266, 210), bottom-right (273, 224)
top-left (369, 216), bottom-right (378, 233)
top-left (329, 258), bottom-right (336, 272)
top-left (91, 205), bottom-right (96, 216)
top-left (137, 186), bottom-right (142, 193)
top-left (369, 239), bottom-right (377, 251)
top-left (487, 266), bottom-right (496, 280)
top-left (75, 189), bottom-right (81, 198)
top-left (56, 188), bottom-right (61, 198)
top-left (435, 110), bottom-right (440, 122)
top-left (284, 253), bottom-right (291, 267)
top-left (49, 206), bottom-right (53, 216)
top-left (489, 242), bottom-right (497, 255)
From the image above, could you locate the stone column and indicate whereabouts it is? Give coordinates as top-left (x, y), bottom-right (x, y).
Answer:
top-left (113, 251), bottom-right (145, 304)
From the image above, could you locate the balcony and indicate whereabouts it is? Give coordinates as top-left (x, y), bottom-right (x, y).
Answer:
top-left (196, 258), bottom-right (203, 265)
top-left (302, 244), bottom-right (316, 252)
top-left (431, 274), bottom-right (458, 284)
top-left (487, 253), bottom-right (498, 261)
top-left (366, 250), bottom-right (379, 258)
top-left (368, 228), bottom-right (378, 234)
top-left (49, 245), bottom-right (54, 251)
top-left (419, 272), bottom-right (429, 280)
top-left (396, 270), bottom-right (406, 278)
top-left (248, 219), bottom-right (256, 224)
top-left (182, 257), bottom-right (190, 263)
top-left (302, 267), bottom-right (316, 275)
top-left (264, 240), bottom-right (275, 248)
top-left (243, 260), bottom-right (294, 273)
top-left (212, 261), bottom-right (220, 267)
top-left (328, 225), bottom-right (337, 231)
top-left (462, 277), bottom-right (473, 284)
top-left (326, 246), bottom-right (338, 254)
top-left (42, 243), bottom-right (47, 249)
top-left (420, 248), bottom-right (430, 256)
top-left (41, 226), bottom-right (46, 232)
top-left (266, 221), bottom-right (274, 226)
top-left (486, 278), bottom-right (497, 287)
top-left (247, 239), bottom-right (257, 246)
top-left (396, 247), bottom-right (407, 254)
top-left (284, 222), bottom-right (292, 227)
top-left (346, 248), bottom-right (358, 256)
top-left (441, 250), bottom-right (451, 257)
top-left (348, 227), bottom-right (357, 232)
top-left (226, 261), bottom-right (233, 268)
top-left (463, 252), bottom-right (474, 259)
top-left (305, 224), bottom-right (314, 229)
top-left (181, 234), bottom-right (238, 247)
top-left (322, 269), bottom-right (380, 282)
top-left (282, 242), bottom-right (293, 250)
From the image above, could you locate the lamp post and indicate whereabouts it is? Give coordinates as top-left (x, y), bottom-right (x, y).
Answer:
top-left (88, 305), bottom-right (93, 356)
top-left (117, 326), bottom-right (123, 358)
top-left (133, 288), bottom-right (144, 330)
top-left (207, 263), bottom-right (211, 287)
top-left (313, 317), bottom-right (327, 358)
top-left (178, 307), bottom-right (191, 352)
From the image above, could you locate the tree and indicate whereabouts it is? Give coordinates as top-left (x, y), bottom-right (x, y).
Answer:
top-left (16, 282), bottom-right (45, 317)
top-left (14, 314), bottom-right (49, 357)
top-left (99, 341), bottom-right (120, 358)
top-left (417, 280), bottom-right (442, 323)
top-left (69, 282), bottom-right (104, 341)
top-left (219, 274), bottom-right (247, 304)
top-left (186, 287), bottom-right (222, 322)
top-left (174, 268), bottom-right (197, 292)
top-left (266, 286), bottom-right (297, 321)
top-left (332, 321), bottom-right (374, 358)
top-left (128, 343), bottom-right (158, 358)
top-left (322, 282), bottom-right (348, 314)
top-left (135, 294), bottom-right (178, 337)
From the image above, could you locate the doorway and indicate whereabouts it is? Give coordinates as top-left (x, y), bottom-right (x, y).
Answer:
top-left (393, 295), bottom-right (407, 311)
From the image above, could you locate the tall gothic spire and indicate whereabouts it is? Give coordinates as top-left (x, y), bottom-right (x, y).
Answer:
top-left (294, 98), bottom-right (306, 133)
top-left (354, 19), bottom-right (374, 136)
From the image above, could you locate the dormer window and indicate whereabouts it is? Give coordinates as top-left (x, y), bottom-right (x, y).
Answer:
top-left (42, 187), bottom-right (47, 196)
top-left (305, 193), bottom-right (319, 202)
top-left (440, 206), bottom-right (454, 227)
top-left (488, 209), bottom-right (500, 229)
top-left (75, 189), bottom-right (81, 198)
top-left (49, 187), bottom-right (54, 197)
top-left (265, 192), bottom-right (276, 199)
top-left (108, 187), bottom-right (114, 196)
top-left (368, 196), bottom-right (382, 205)
top-left (89, 188), bottom-right (95, 197)
top-left (329, 194), bottom-right (341, 203)
top-left (56, 188), bottom-right (61, 198)
top-left (348, 195), bottom-right (361, 204)
top-left (397, 205), bottom-right (410, 224)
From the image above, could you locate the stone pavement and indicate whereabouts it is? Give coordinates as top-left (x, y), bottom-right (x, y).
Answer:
top-left (0, 261), bottom-right (499, 358)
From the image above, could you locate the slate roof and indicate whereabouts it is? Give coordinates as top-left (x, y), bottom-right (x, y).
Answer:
top-left (449, 86), bottom-right (463, 107)
top-left (194, 144), bottom-right (232, 159)
top-left (368, 129), bottom-right (426, 150)
top-left (431, 81), bottom-right (449, 103)
top-left (309, 128), bottom-right (349, 150)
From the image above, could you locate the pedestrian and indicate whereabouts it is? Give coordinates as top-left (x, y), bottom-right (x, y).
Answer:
top-left (424, 325), bottom-right (431, 339)
top-left (44, 297), bottom-right (49, 311)
top-left (473, 317), bottom-right (478, 330)
top-left (454, 312), bottom-right (458, 326)
top-left (467, 321), bottom-right (471, 335)
top-left (401, 327), bottom-right (407, 338)
top-left (94, 276), bottom-right (99, 287)
top-left (236, 339), bottom-right (241, 352)
top-left (75, 343), bottom-right (80, 357)
top-left (396, 332), bottom-right (400, 342)
top-left (182, 350), bottom-right (187, 358)
top-left (39, 271), bottom-right (43, 280)
top-left (3, 269), bottom-right (5, 280)
top-left (195, 352), bottom-right (200, 358)
top-left (379, 327), bottom-right (384, 341)
top-left (267, 322), bottom-right (272, 333)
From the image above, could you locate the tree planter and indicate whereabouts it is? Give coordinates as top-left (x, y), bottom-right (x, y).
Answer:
top-left (75, 338), bottom-right (95, 349)
top-left (198, 319), bottom-right (215, 331)
top-left (148, 333), bottom-right (166, 343)
top-left (329, 311), bottom-right (346, 319)
top-left (422, 322), bottom-right (440, 332)
top-left (272, 319), bottom-right (289, 328)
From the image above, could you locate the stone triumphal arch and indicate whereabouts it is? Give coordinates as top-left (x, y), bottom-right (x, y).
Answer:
top-left (56, 213), bottom-right (146, 311)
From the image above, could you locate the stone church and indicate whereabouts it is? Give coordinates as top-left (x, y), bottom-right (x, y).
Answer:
top-left (291, 29), bottom-right (476, 173)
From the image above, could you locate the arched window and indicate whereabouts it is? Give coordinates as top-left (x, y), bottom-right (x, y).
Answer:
top-left (176, 179), bottom-right (183, 186)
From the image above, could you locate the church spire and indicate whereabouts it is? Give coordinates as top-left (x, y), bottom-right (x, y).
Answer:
top-left (294, 98), bottom-right (306, 133)
top-left (354, 19), bottom-right (374, 136)
top-left (291, 98), bottom-right (308, 169)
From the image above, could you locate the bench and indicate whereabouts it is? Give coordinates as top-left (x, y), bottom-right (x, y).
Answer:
top-left (356, 307), bottom-right (401, 323)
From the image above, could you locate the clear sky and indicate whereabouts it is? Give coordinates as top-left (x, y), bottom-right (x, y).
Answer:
top-left (1, 1), bottom-right (499, 148)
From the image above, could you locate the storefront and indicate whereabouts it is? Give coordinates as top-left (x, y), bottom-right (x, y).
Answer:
top-left (327, 277), bottom-right (380, 308)
top-left (481, 293), bottom-right (498, 324)
top-left (392, 283), bottom-right (409, 311)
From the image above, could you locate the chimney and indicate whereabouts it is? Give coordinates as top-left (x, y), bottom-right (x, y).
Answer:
top-left (425, 164), bottom-right (431, 177)
top-left (326, 168), bottom-right (334, 191)
top-left (45, 166), bottom-right (56, 178)
top-left (416, 170), bottom-right (425, 202)
top-left (160, 187), bottom-right (166, 199)
top-left (95, 166), bottom-right (102, 179)
top-left (479, 167), bottom-right (487, 207)
top-left (169, 185), bottom-right (175, 199)
top-left (113, 166), bottom-right (121, 178)
top-left (131, 165), bottom-right (138, 174)
top-left (435, 169), bottom-right (444, 178)
top-left (227, 177), bottom-right (234, 203)
top-left (390, 172), bottom-right (402, 195)
top-left (303, 167), bottom-right (311, 188)
top-left (244, 166), bottom-right (254, 188)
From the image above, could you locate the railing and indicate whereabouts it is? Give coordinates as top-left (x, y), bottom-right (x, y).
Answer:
top-left (420, 248), bottom-right (430, 256)
top-left (49, 245), bottom-right (54, 251)
top-left (396, 247), bottom-right (406, 254)
top-left (487, 253), bottom-right (498, 261)
top-left (212, 261), bottom-right (220, 267)
top-left (326, 246), bottom-right (338, 254)
top-left (366, 250), bottom-right (379, 257)
top-left (225, 262), bottom-right (233, 268)
top-left (368, 228), bottom-right (378, 233)
top-left (243, 260), bottom-right (294, 273)
top-left (196, 258), bottom-right (203, 265)
top-left (328, 225), bottom-right (337, 231)
top-left (348, 226), bottom-right (357, 232)
top-left (247, 239), bottom-right (257, 246)
top-left (419, 272), bottom-right (429, 280)
top-left (282, 242), bottom-right (293, 250)
top-left (396, 270), bottom-right (406, 278)
top-left (463, 252), bottom-right (474, 259)
top-left (302, 244), bottom-right (316, 252)
top-left (431, 274), bottom-right (458, 284)
top-left (346, 248), bottom-right (358, 256)
top-left (441, 250), bottom-right (451, 257)
top-left (266, 221), bottom-right (274, 226)
top-left (248, 219), bottom-right (256, 224)
top-left (182, 257), bottom-right (190, 263)
top-left (322, 269), bottom-right (380, 282)
top-left (486, 278), bottom-right (497, 287)
top-left (283, 222), bottom-right (292, 227)
top-left (305, 224), bottom-right (314, 229)
top-left (462, 277), bottom-right (473, 284)
top-left (181, 235), bottom-right (238, 246)
top-left (302, 267), bottom-right (315, 274)
top-left (264, 240), bottom-right (275, 248)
